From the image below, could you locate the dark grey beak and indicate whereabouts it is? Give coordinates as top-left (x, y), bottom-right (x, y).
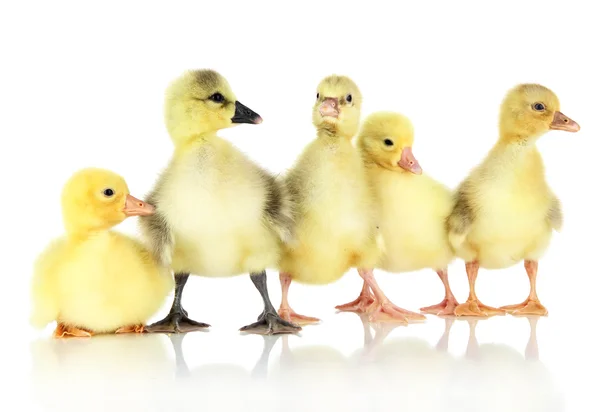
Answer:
top-left (231, 101), bottom-right (263, 124)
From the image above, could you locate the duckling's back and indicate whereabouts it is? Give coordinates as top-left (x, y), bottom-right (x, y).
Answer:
top-left (280, 138), bottom-right (379, 284)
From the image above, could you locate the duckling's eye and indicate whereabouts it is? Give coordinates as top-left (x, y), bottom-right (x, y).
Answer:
top-left (103, 188), bottom-right (115, 197)
top-left (384, 139), bottom-right (394, 146)
top-left (209, 93), bottom-right (225, 103)
top-left (533, 102), bottom-right (546, 111)
top-left (316, 93), bottom-right (320, 100)
top-left (346, 94), bottom-right (353, 103)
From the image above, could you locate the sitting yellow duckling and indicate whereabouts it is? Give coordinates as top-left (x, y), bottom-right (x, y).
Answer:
top-left (338, 112), bottom-right (457, 318)
top-left (447, 84), bottom-right (580, 317)
top-left (30, 168), bottom-right (173, 337)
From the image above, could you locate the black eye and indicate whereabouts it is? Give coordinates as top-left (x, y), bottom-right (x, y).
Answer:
top-left (209, 93), bottom-right (225, 103)
top-left (103, 188), bottom-right (115, 197)
top-left (384, 139), bottom-right (394, 146)
top-left (533, 102), bottom-right (545, 111)
top-left (316, 93), bottom-right (320, 100)
top-left (346, 94), bottom-right (353, 103)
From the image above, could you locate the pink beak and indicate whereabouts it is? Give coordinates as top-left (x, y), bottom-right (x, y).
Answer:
top-left (123, 194), bottom-right (155, 217)
top-left (319, 98), bottom-right (339, 118)
top-left (397, 147), bottom-right (422, 174)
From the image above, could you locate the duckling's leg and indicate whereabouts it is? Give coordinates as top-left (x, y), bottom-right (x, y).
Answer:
top-left (358, 269), bottom-right (426, 323)
top-left (145, 273), bottom-right (210, 333)
top-left (239, 271), bottom-right (302, 335)
top-left (420, 269), bottom-right (459, 316)
top-left (335, 278), bottom-right (375, 313)
top-left (277, 273), bottom-right (321, 325)
top-left (53, 323), bottom-right (93, 338)
top-left (499, 261), bottom-right (548, 316)
top-left (454, 262), bottom-right (504, 317)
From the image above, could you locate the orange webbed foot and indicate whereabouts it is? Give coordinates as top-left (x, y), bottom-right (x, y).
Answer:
top-left (278, 308), bottom-right (320, 326)
top-left (368, 303), bottom-right (411, 324)
top-left (335, 292), bottom-right (376, 313)
top-left (500, 300), bottom-right (548, 316)
top-left (420, 297), bottom-right (459, 316)
top-left (53, 323), bottom-right (94, 339)
top-left (454, 300), bottom-right (505, 317)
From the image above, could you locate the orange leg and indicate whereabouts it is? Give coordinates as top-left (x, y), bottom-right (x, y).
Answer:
top-left (500, 260), bottom-right (548, 316)
top-left (115, 324), bottom-right (146, 334)
top-left (454, 261), bottom-right (504, 317)
top-left (335, 278), bottom-right (376, 313)
top-left (420, 269), bottom-right (459, 316)
top-left (53, 323), bottom-right (93, 338)
top-left (358, 268), bottom-right (426, 324)
top-left (277, 272), bottom-right (320, 325)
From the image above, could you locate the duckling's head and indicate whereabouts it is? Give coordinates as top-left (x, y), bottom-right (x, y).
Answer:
top-left (313, 75), bottom-right (362, 138)
top-left (357, 111), bottom-right (422, 174)
top-left (61, 168), bottom-right (155, 235)
top-left (499, 83), bottom-right (580, 142)
top-left (164, 69), bottom-right (262, 146)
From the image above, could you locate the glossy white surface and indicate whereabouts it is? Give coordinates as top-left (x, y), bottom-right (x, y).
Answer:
top-left (8, 306), bottom-right (597, 412)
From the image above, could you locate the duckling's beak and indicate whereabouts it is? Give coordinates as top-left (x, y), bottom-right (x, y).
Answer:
top-left (398, 147), bottom-right (422, 174)
top-left (319, 98), bottom-right (339, 118)
top-left (123, 194), bottom-right (155, 217)
top-left (231, 101), bottom-right (262, 124)
top-left (550, 111), bottom-right (580, 132)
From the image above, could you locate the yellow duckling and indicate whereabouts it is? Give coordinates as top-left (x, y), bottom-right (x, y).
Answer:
top-left (339, 112), bottom-right (457, 319)
top-left (139, 69), bottom-right (300, 335)
top-left (277, 75), bottom-right (381, 324)
top-left (447, 83), bottom-right (580, 317)
top-left (30, 168), bottom-right (172, 338)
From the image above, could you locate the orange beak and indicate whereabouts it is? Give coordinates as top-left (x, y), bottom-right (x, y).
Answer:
top-left (123, 194), bottom-right (155, 217)
top-left (550, 111), bottom-right (580, 132)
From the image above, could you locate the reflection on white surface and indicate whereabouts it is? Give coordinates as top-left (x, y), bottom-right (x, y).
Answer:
top-left (29, 316), bottom-right (563, 412)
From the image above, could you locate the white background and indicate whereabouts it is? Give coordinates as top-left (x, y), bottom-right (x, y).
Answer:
top-left (1, 1), bottom-right (598, 411)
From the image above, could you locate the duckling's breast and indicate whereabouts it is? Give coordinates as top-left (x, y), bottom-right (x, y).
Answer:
top-left (467, 171), bottom-right (554, 269)
top-left (160, 142), bottom-right (280, 276)
top-left (282, 141), bottom-right (377, 283)
top-left (375, 173), bottom-right (455, 272)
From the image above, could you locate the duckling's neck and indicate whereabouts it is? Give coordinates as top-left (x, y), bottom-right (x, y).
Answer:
top-left (317, 128), bottom-right (352, 142)
top-left (173, 132), bottom-right (216, 154)
top-left (64, 226), bottom-right (110, 241)
top-left (498, 126), bottom-right (546, 146)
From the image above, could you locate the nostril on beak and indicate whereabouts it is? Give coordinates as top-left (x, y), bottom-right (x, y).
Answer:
top-left (138, 202), bottom-right (143, 207)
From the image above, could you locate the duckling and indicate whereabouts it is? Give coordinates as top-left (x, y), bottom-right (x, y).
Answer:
top-left (30, 168), bottom-right (172, 338)
top-left (447, 84), bottom-right (580, 317)
top-left (139, 69), bottom-right (300, 335)
top-left (277, 75), bottom-right (381, 324)
top-left (338, 112), bottom-right (456, 319)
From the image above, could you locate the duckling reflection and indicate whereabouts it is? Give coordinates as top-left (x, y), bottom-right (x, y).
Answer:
top-left (445, 317), bottom-right (564, 412)
top-left (163, 333), bottom-right (285, 412)
top-left (346, 315), bottom-right (452, 412)
top-left (29, 334), bottom-right (173, 412)
top-left (167, 333), bottom-right (281, 381)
